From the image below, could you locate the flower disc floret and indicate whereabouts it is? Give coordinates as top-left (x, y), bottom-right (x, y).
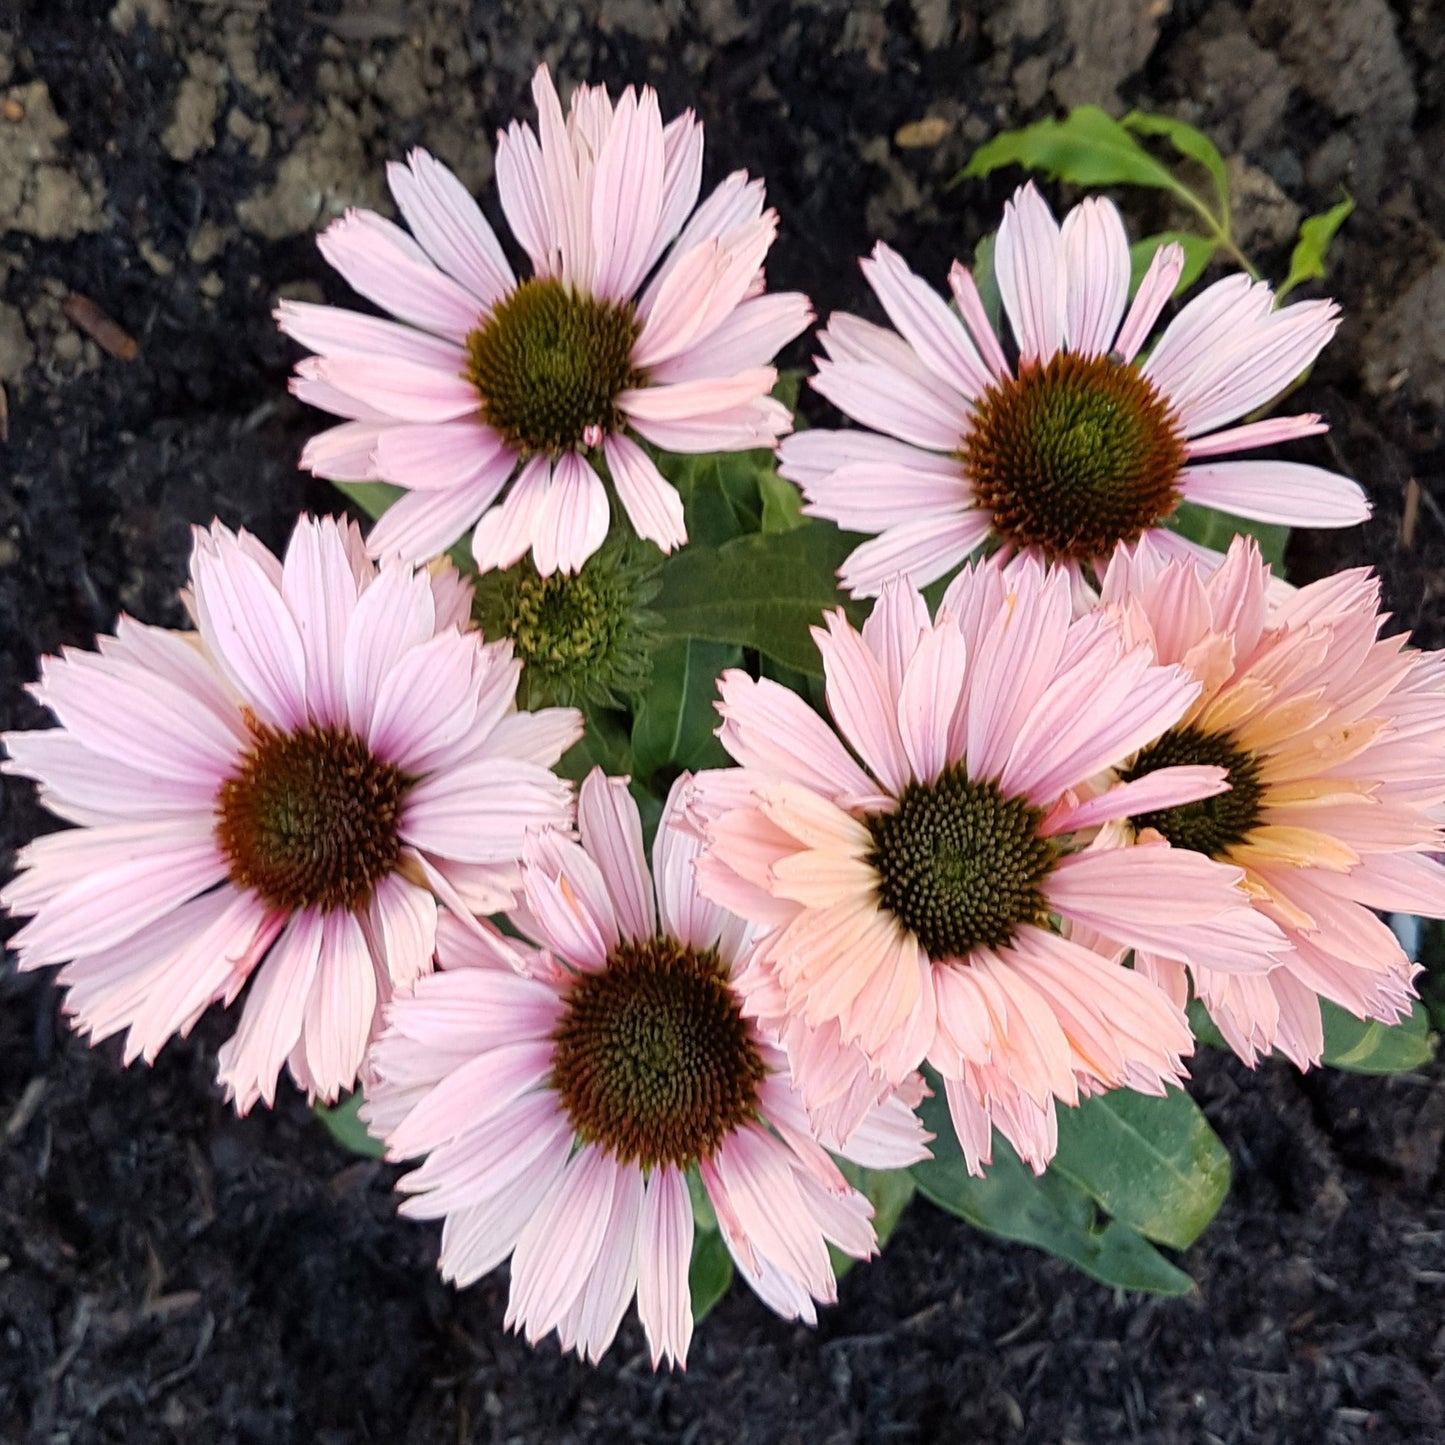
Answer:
top-left (466, 277), bottom-right (642, 456)
top-left (1124, 724), bottom-right (1264, 857)
top-left (551, 936), bottom-right (766, 1169)
top-left (216, 717), bottom-right (409, 913)
top-left (865, 766), bottom-right (1056, 959)
top-left (963, 352), bottom-right (1186, 562)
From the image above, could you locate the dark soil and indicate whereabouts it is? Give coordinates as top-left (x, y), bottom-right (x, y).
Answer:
top-left (2, 2), bottom-right (1444, 1442)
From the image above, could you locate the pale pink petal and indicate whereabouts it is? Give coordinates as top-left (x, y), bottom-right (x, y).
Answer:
top-left (811, 356), bottom-right (968, 453)
top-left (590, 86), bottom-right (665, 300)
top-left (280, 515), bottom-right (362, 729)
top-left (603, 433), bottom-right (686, 553)
top-left (1184, 414), bottom-right (1328, 459)
top-left (1039, 765), bottom-right (1229, 836)
top-left (387, 148), bottom-right (515, 307)
top-left (946, 261), bottom-right (1011, 380)
top-left (299, 910), bottom-right (378, 1103)
top-left (216, 910), bottom-right (324, 1113)
top-left (305, 354), bottom-right (480, 425)
top-left (275, 300), bottom-right (469, 371)
top-left (578, 768), bottom-right (656, 943)
top-left (495, 119), bottom-right (551, 273)
top-left (861, 578), bottom-right (932, 696)
top-left (371, 420), bottom-right (509, 491)
top-left (1114, 242), bottom-right (1185, 362)
top-left (402, 758), bottom-right (573, 864)
top-left (838, 512), bottom-right (993, 597)
top-left (896, 619), bottom-right (967, 784)
top-left (317, 210), bottom-right (482, 343)
top-left (370, 873), bottom-right (438, 987)
top-left (1061, 197), bottom-right (1130, 358)
top-left (636, 1165), bottom-right (694, 1369)
top-left (995, 182), bottom-right (1066, 363)
top-left (564, 1162), bottom-right (644, 1363)
top-left (190, 525), bottom-right (308, 730)
top-left (531, 452), bottom-right (610, 577)
top-left (471, 455), bottom-right (551, 574)
top-left (650, 293), bottom-right (812, 385)
top-left (298, 420), bottom-right (386, 479)
top-left (619, 367), bottom-right (777, 424)
top-left (365, 451), bottom-right (516, 567)
top-left (1178, 461), bottom-right (1369, 527)
top-left (366, 631), bottom-right (481, 770)
top-left (341, 561), bottom-right (436, 730)
top-left (814, 611), bottom-right (912, 796)
top-left (798, 459), bottom-right (968, 533)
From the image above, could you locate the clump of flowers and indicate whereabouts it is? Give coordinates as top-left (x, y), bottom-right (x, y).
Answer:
top-left (6, 74), bottom-right (1441, 1377)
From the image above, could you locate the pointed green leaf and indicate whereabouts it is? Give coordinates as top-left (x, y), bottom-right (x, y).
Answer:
top-left (331, 478), bottom-right (403, 522)
top-left (1051, 1087), bottom-right (1230, 1250)
top-left (1321, 999), bottom-right (1433, 1074)
top-left (759, 470), bottom-right (806, 533)
top-left (1277, 195), bottom-right (1354, 301)
top-left (1128, 232), bottom-right (1218, 295)
top-left (315, 1091), bottom-right (385, 1159)
top-left (971, 231), bottom-right (1003, 334)
top-left (910, 1082), bottom-right (1194, 1296)
top-left (688, 1223), bottom-right (734, 1325)
top-left (631, 639), bottom-right (739, 779)
top-left (654, 522), bottom-right (864, 676)
top-left (1121, 112), bottom-right (1230, 225)
top-left (963, 106), bottom-right (1185, 196)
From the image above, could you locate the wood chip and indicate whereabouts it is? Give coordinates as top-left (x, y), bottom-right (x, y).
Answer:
top-left (895, 116), bottom-right (950, 149)
top-left (2, 97), bottom-right (24, 122)
top-left (1401, 476), bottom-right (1421, 548)
top-left (61, 293), bottom-right (139, 362)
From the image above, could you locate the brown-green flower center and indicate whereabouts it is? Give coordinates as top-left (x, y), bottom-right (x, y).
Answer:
top-left (961, 351), bottom-right (1188, 562)
top-left (1123, 724), bottom-right (1265, 858)
top-left (865, 764), bottom-right (1058, 961)
top-left (465, 276), bottom-right (642, 457)
top-left (215, 716), bottom-right (408, 913)
top-left (550, 937), bottom-right (766, 1169)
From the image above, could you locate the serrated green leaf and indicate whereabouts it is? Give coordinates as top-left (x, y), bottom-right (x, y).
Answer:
top-left (910, 1080), bottom-right (1194, 1296)
top-left (315, 1092), bottom-right (385, 1159)
top-left (1128, 232), bottom-right (1218, 295)
top-left (1170, 500), bottom-right (1289, 571)
top-left (654, 522), bottom-right (864, 676)
top-left (630, 639), bottom-right (739, 780)
top-left (759, 470), bottom-right (806, 533)
top-left (964, 106), bottom-right (1183, 196)
top-left (1051, 1087), bottom-right (1230, 1250)
top-left (1321, 999), bottom-right (1433, 1074)
top-left (689, 1225), bottom-right (734, 1324)
top-left (1121, 112), bottom-right (1230, 226)
top-left (1276, 194), bottom-right (1354, 302)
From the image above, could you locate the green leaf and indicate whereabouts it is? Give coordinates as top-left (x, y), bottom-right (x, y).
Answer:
top-left (654, 522), bottom-right (864, 677)
top-left (1051, 1087), bottom-right (1230, 1250)
top-left (964, 106), bottom-right (1185, 197)
top-left (314, 1092), bottom-right (385, 1159)
top-left (331, 478), bottom-right (403, 522)
top-left (759, 470), bottom-right (806, 533)
top-left (1170, 500), bottom-right (1289, 571)
top-left (910, 1081), bottom-right (1194, 1296)
top-left (1276, 194), bottom-right (1354, 302)
top-left (657, 449), bottom-right (766, 548)
top-left (688, 1222), bottom-right (734, 1324)
top-left (1321, 999), bottom-right (1434, 1074)
top-left (556, 703), bottom-right (633, 783)
top-left (630, 639), bottom-right (739, 780)
top-left (1121, 112), bottom-right (1230, 225)
top-left (1128, 232), bottom-right (1218, 296)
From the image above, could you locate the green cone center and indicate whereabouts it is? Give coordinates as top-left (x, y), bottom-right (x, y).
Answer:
top-left (465, 276), bottom-right (642, 456)
top-left (961, 351), bottom-right (1188, 562)
top-left (551, 937), bottom-right (766, 1169)
top-left (865, 764), bottom-right (1057, 961)
top-left (216, 717), bottom-right (408, 913)
top-left (1123, 724), bottom-right (1265, 857)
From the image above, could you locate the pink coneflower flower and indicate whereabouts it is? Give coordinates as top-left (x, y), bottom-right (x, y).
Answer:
top-left (1098, 535), bottom-right (1445, 1067)
top-left (362, 769), bottom-right (929, 1366)
top-left (2, 516), bottom-right (581, 1111)
top-left (280, 65), bottom-right (811, 576)
top-left (779, 181), bottom-right (1369, 596)
top-left (690, 556), bottom-right (1287, 1173)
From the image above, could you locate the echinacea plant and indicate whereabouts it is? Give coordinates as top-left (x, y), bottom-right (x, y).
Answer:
top-left (5, 70), bottom-right (1442, 1368)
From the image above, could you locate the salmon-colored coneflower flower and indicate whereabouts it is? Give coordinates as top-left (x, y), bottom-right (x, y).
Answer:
top-left (281, 64), bottom-right (810, 576)
top-left (1099, 535), bottom-right (1445, 1067)
top-left (2, 516), bottom-right (580, 1111)
top-left (363, 770), bottom-right (928, 1366)
top-left (690, 557), bottom-right (1286, 1173)
top-left (780, 182), bottom-right (1368, 596)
